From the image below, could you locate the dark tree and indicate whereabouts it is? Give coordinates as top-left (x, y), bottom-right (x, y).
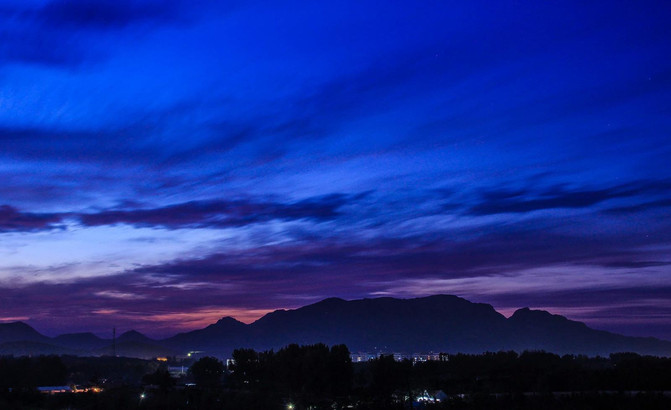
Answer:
top-left (142, 369), bottom-right (175, 392)
top-left (229, 348), bottom-right (261, 388)
top-left (0, 355), bottom-right (66, 388)
top-left (189, 356), bottom-right (225, 388)
top-left (328, 344), bottom-right (353, 397)
top-left (367, 354), bottom-right (412, 406)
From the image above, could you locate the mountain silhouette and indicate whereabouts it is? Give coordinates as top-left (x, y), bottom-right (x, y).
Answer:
top-left (164, 316), bottom-right (248, 351)
top-left (507, 307), bottom-right (670, 355)
top-left (117, 330), bottom-right (154, 344)
top-left (158, 295), bottom-right (671, 357)
top-left (0, 340), bottom-right (73, 356)
top-left (0, 321), bottom-right (50, 344)
top-left (245, 295), bottom-right (509, 353)
top-left (53, 332), bottom-right (107, 350)
top-left (1, 295), bottom-right (670, 358)
top-left (93, 341), bottom-right (177, 358)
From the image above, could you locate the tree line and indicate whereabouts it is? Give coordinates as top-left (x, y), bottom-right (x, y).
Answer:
top-left (187, 347), bottom-right (671, 409)
top-left (1, 348), bottom-right (671, 409)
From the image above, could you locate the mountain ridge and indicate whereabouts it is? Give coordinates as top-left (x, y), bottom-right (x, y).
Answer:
top-left (1, 295), bottom-right (670, 358)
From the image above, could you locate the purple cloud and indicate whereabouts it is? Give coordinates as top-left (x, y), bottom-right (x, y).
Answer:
top-left (466, 179), bottom-right (671, 215)
top-left (0, 205), bottom-right (63, 232)
top-left (77, 193), bottom-right (364, 229)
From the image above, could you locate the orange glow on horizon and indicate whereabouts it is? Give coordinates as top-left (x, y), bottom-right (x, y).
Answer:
top-left (91, 306), bottom-right (280, 335)
top-left (144, 307), bottom-right (276, 328)
top-left (0, 316), bottom-right (30, 322)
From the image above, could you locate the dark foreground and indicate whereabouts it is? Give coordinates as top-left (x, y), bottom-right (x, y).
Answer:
top-left (2, 389), bottom-right (671, 410)
top-left (1, 346), bottom-right (671, 409)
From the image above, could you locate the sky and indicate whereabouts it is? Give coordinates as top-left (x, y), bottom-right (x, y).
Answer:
top-left (1, 0), bottom-right (670, 340)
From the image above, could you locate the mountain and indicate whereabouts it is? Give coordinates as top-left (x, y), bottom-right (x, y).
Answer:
top-left (90, 330), bottom-right (174, 359)
top-left (53, 332), bottom-right (108, 351)
top-left (0, 341), bottom-right (73, 356)
top-left (163, 316), bottom-right (248, 351)
top-left (164, 295), bottom-right (671, 357)
top-left (246, 295), bottom-right (510, 353)
top-left (117, 330), bottom-right (154, 344)
top-left (2, 295), bottom-right (671, 358)
top-left (0, 323), bottom-right (168, 359)
top-left (0, 321), bottom-right (50, 344)
top-left (508, 307), bottom-right (671, 356)
top-left (94, 341), bottom-right (178, 359)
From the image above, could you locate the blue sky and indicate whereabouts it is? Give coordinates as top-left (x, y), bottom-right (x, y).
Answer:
top-left (1, 0), bottom-right (670, 339)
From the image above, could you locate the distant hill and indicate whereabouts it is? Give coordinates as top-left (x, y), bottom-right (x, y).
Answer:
top-left (117, 330), bottom-right (155, 344)
top-left (0, 322), bottom-right (177, 359)
top-left (0, 321), bottom-right (51, 345)
top-left (2, 295), bottom-right (671, 358)
top-left (162, 295), bottom-right (671, 357)
top-left (163, 317), bottom-right (248, 351)
top-left (507, 307), bottom-right (671, 356)
top-left (0, 341), bottom-right (73, 356)
top-left (94, 341), bottom-right (178, 359)
top-left (53, 332), bottom-right (108, 351)
top-left (245, 295), bottom-right (509, 353)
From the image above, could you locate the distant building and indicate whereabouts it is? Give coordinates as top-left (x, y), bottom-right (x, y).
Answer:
top-left (416, 389), bottom-right (448, 403)
top-left (412, 352), bottom-right (448, 362)
top-left (168, 366), bottom-right (188, 378)
top-left (351, 351), bottom-right (448, 362)
top-left (38, 386), bottom-right (71, 394)
top-left (350, 352), bottom-right (376, 362)
top-left (37, 385), bottom-right (102, 394)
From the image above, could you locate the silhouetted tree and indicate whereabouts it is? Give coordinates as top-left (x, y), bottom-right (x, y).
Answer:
top-left (189, 356), bottom-right (224, 388)
top-left (229, 348), bottom-right (261, 388)
top-left (368, 354), bottom-right (412, 406)
top-left (328, 344), bottom-right (353, 397)
top-left (0, 355), bottom-right (66, 388)
top-left (142, 369), bottom-right (175, 392)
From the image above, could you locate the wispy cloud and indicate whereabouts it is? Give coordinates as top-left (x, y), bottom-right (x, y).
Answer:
top-left (77, 193), bottom-right (365, 229)
top-left (467, 179), bottom-right (671, 215)
top-left (0, 205), bottom-right (63, 232)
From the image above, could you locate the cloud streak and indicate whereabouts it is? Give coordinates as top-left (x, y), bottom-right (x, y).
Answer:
top-left (77, 193), bottom-right (364, 229)
top-left (0, 205), bottom-right (63, 232)
top-left (467, 180), bottom-right (671, 215)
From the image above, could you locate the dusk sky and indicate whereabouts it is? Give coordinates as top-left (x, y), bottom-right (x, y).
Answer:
top-left (1, 0), bottom-right (670, 339)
